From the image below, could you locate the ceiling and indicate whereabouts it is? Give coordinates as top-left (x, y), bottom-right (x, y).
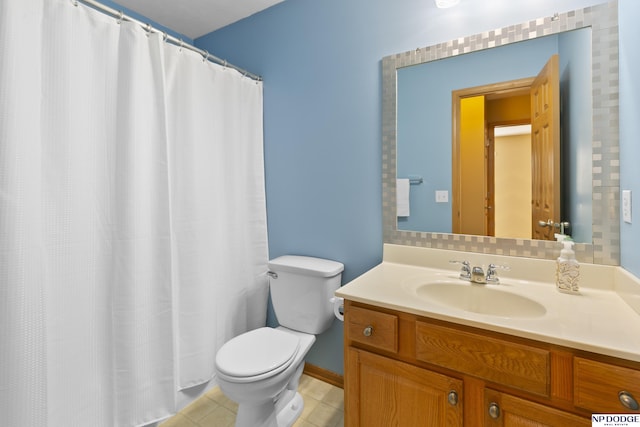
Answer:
top-left (114, 0), bottom-right (285, 39)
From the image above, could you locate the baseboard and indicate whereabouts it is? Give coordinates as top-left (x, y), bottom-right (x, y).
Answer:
top-left (303, 363), bottom-right (344, 389)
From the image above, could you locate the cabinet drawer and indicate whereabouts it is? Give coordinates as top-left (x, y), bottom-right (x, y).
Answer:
top-left (416, 321), bottom-right (550, 396)
top-left (574, 357), bottom-right (640, 413)
top-left (346, 305), bottom-right (398, 353)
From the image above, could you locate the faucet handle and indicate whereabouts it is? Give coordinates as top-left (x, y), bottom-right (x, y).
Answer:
top-left (486, 263), bottom-right (510, 283)
top-left (450, 260), bottom-right (471, 280)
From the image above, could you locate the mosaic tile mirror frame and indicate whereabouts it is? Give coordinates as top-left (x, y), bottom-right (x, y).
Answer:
top-left (382, 1), bottom-right (619, 265)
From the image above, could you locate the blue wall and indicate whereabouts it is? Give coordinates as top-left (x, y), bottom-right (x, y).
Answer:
top-left (196, 0), bottom-right (633, 375)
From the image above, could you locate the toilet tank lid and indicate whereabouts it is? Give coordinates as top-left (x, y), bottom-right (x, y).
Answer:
top-left (268, 255), bottom-right (344, 278)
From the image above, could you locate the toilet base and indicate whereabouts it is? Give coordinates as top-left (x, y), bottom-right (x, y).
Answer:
top-left (233, 361), bottom-right (306, 427)
top-left (276, 391), bottom-right (304, 427)
top-left (235, 389), bottom-right (304, 427)
top-left (235, 399), bottom-right (278, 427)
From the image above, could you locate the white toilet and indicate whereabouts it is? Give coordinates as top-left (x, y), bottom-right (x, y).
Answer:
top-left (214, 255), bottom-right (344, 427)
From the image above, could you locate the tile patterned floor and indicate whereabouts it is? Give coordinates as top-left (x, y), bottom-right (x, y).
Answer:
top-left (160, 374), bottom-right (344, 427)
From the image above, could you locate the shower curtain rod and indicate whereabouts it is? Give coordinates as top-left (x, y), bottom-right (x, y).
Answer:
top-left (75, 0), bottom-right (262, 81)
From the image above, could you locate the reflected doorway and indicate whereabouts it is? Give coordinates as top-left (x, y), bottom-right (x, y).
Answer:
top-left (452, 55), bottom-right (560, 240)
top-left (492, 124), bottom-right (532, 238)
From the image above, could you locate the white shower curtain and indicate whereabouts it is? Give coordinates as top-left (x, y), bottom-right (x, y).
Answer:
top-left (0, 1), bottom-right (269, 426)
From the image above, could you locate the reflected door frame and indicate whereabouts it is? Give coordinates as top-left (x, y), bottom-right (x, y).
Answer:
top-left (452, 77), bottom-right (534, 236)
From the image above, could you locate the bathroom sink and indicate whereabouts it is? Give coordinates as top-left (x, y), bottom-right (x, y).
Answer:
top-left (414, 282), bottom-right (546, 318)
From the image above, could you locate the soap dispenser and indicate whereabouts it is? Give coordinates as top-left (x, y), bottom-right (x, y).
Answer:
top-left (556, 239), bottom-right (580, 293)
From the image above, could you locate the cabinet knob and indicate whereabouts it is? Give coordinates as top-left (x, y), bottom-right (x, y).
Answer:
top-left (363, 325), bottom-right (373, 337)
top-left (488, 402), bottom-right (501, 419)
top-left (447, 390), bottom-right (458, 406)
top-left (619, 391), bottom-right (639, 411)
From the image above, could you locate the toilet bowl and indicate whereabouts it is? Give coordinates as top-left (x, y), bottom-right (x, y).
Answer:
top-left (214, 255), bottom-right (344, 427)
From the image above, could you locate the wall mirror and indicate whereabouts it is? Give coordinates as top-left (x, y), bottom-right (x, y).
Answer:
top-left (397, 30), bottom-right (592, 243)
top-left (382, 2), bottom-right (619, 265)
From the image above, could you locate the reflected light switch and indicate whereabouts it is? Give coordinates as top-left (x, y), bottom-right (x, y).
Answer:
top-left (435, 190), bottom-right (449, 203)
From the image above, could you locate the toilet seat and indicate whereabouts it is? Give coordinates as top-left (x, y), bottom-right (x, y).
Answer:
top-left (215, 327), bottom-right (300, 383)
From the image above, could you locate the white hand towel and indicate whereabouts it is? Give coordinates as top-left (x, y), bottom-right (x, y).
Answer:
top-left (396, 179), bottom-right (410, 217)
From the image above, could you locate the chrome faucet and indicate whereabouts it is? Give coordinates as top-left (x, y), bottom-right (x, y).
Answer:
top-left (449, 260), bottom-right (471, 281)
top-left (471, 266), bottom-right (486, 283)
top-left (450, 260), bottom-right (509, 284)
top-left (486, 263), bottom-right (510, 284)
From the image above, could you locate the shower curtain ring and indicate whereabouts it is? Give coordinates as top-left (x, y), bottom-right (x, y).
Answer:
top-left (71, 0), bottom-right (78, 6)
top-left (202, 51), bottom-right (210, 63)
top-left (162, 32), bottom-right (168, 42)
top-left (179, 39), bottom-right (184, 52)
top-left (116, 11), bottom-right (124, 24)
top-left (144, 23), bottom-right (152, 37)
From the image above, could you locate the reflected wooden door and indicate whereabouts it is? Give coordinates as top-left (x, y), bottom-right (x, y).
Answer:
top-left (530, 54), bottom-right (560, 241)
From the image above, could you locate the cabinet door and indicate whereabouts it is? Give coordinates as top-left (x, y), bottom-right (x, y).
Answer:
top-left (484, 389), bottom-right (590, 427)
top-left (345, 347), bottom-right (463, 427)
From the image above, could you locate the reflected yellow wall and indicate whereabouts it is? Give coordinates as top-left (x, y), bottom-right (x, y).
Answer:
top-left (460, 96), bottom-right (486, 235)
top-left (485, 94), bottom-right (530, 123)
top-left (494, 133), bottom-right (532, 238)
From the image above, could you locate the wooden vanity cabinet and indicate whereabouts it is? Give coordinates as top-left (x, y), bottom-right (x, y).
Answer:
top-left (344, 300), bottom-right (640, 427)
top-left (347, 348), bottom-right (463, 426)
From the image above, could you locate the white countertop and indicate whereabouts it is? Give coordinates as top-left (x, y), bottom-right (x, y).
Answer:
top-left (336, 245), bottom-right (640, 363)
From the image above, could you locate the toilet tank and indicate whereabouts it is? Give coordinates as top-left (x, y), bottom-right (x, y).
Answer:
top-left (268, 255), bottom-right (344, 335)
